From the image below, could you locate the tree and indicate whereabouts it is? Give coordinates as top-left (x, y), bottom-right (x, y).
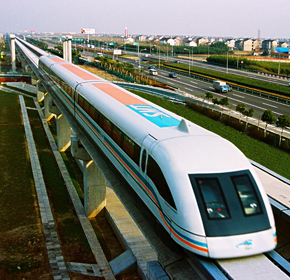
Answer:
top-left (276, 115), bottom-right (290, 146)
top-left (219, 97), bottom-right (229, 119)
top-left (243, 108), bottom-right (254, 130)
top-left (204, 92), bottom-right (214, 108)
top-left (261, 110), bottom-right (276, 137)
top-left (212, 97), bottom-right (219, 110)
top-left (236, 103), bottom-right (246, 121)
top-left (220, 97), bottom-right (229, 111)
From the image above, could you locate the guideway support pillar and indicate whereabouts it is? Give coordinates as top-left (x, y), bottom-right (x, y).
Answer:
top-left (71, 137), bottom-right (106, 218)
top-left (44, 93), bottom-right (53, 120)
top-left (36, 80), bottom-right (45, 102)
top-left (48, 100), bottom-right (71, 151)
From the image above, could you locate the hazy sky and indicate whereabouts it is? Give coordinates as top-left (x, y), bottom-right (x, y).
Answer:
top-left (2, 0), bottom-right (290, 38)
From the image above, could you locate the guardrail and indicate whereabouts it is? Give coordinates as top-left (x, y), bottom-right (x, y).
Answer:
top-left (114, 81), bottom-right (186, 104)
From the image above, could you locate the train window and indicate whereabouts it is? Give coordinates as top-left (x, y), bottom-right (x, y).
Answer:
top-left (78, 95), bottom-right (84, 108)
top-left (195, 178), bottom-right (230, 219)
top-left (231, 175), bottom-right (262, 216)
top-left (123, 135), bottom-right (140, 165)
top-left (111, 124), bottom-right (123, 146)
top-left (102, 117), bottom-right (112, 136)
top-left (83, 99), bottom-right (90, 114)
top-left (147, 156), bottom-right (176, 209)
top-left (89, 105), bottom-right (97, 121)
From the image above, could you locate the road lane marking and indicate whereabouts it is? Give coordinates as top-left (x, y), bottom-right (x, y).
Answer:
top-left (233, 94), bottom-right (245, 98)
top-left (262, 103), bottom-right (277, 108)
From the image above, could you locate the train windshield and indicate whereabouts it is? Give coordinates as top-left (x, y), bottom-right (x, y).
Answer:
top-left (231, 174), bottom-right (262, 216)
top-left (195, 178), bottom-right (230, 219)
top-left (189, 170), bottom-right (270, 237)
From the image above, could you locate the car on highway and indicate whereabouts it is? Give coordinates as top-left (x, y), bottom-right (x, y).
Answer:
top-left (148, 65), bottom-right (156, 70)
top-left (169, 72), bottom-right (177, 78)
top-left (224, 84), bottom-right (232, 91)
top-left (149, 69), bottom-right (158, 76)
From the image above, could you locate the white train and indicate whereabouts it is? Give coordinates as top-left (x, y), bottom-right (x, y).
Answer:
top-left (38, 55), bottom-right (277, 259)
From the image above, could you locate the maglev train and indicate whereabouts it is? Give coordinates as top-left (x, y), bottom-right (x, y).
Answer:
top-left (38, 55), bottom-right (277, 259)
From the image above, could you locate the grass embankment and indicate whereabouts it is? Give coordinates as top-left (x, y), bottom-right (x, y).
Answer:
top-left (163, 62), bottom-right (290, 99)
top-left (26, 100), bottom-right (95, 263)
top-left (0, 92), bottom-right (96, 279)
top-left (0, 92), bottom-right (51, 278)
top-left (132, 90), bottom-right (290, 180)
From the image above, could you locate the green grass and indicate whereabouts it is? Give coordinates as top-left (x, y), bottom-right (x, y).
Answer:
top-left (131, 90), bottom-right (290, 180)
top-left (27, 101), bottom-right (94, 259)
top-left (0, 92), bottom-right (37, 231)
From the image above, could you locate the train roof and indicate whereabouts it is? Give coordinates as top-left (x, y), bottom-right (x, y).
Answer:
top-left (40, 55), bottom-right (251, 174)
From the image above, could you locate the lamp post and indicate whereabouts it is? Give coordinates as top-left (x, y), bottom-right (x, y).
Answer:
top-left (139, 48), bottom-right (147, 70)
top-left (226, 50), bottom-right (230, 74)
top-left (153, 45), bottom-right (160, 68)
top-left (158, 46), bottom-right (160, 68)
top-left (184, 48), bottom-right (190, 75)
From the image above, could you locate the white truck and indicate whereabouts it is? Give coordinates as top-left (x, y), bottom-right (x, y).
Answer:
top-left (213, 80), bottom-right (229, 93)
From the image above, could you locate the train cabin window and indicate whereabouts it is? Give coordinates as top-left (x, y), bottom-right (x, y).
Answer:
top-left (123, 135), bottom-right (140, 165)
top-left (83, 99), bottom-right (90, 115)
top-left (111, 124), bottom-right (123, 146)
top-left (231, 174), bottom-right (262, 216)
top-left (89, 105), bottom-right (98, 122)
top-left (147, 156), bottom-right (176, 209)
top-left (102, 116), bottom-right (112, 136)
top-left (195, 178), bottom-right (230, 220)
top-left (78, 95), bottom-right (84, 109)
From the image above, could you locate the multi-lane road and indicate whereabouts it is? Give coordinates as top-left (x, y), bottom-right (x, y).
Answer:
top-left (148, 66), bottom-right (290, 118)
top-left (83, 49), bottom-right (290, 119)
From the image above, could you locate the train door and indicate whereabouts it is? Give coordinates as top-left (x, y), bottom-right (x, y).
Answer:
top-left (140, 134), bottom-right (157, 174)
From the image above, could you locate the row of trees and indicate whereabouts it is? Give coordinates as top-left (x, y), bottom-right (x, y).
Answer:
top-left (204, 92), bottom-right (290, 146)
top-left (206, 55), bottom-right (290, 75)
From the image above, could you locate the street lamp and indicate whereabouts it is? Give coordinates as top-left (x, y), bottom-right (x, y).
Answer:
top-left (184, 48), bottom-right (190, 75)
top-left (139, 48), bottom-right (147, 69)
top-left (226, 50), bottom-right (230, 74)
top-left (154, 45), bottom-right (160, 68)
top-left (158, 46), bottom-right (160, 68)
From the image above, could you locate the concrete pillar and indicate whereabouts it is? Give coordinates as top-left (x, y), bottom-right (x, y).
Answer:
top-left (63, 36), bottom-right (67, 61)
top-left (44, 93), bottom-right (54, 120)
top-left (10, 34), bottom-right (16, 73)
top-left (56, 114), bottom-right (71, 152)
top-left (71, 136), bottom-right (106, 218)
top-left (36, 80), bottom-right (45, 102)
top-left (67, 36), bottom-right (72, 63)
top-left (83, 160), bottom-right (106, 218)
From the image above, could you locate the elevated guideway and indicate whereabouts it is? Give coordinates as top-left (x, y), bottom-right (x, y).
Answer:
top-left (14, 36), bottom-right (290, 280)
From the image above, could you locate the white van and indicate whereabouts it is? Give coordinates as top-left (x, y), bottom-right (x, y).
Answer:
top-left (149, 69), bottom-right (158, 76)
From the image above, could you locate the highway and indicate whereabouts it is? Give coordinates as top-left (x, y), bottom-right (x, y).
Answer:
top-left (122, 50), bottom-right (290, 86)
top-left (113, 53), bottom-right (290, 119)
top-left (151, 67), bottom-right (290, 117)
